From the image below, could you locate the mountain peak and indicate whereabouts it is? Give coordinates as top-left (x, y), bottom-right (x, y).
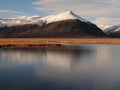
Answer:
top-left (62, 10), bottom-right (73, 15)
top-left (58, 10), bottom-right (77, 17)
top-left (41, 10), bottom-right (88, 24)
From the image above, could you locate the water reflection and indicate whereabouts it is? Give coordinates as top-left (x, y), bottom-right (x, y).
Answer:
top-left (0, 46), bottom-right (92, 70)
top-left (0, 45), bottom-right (120, 90)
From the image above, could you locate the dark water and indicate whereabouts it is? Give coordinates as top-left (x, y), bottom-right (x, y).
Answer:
top-left (0, 44), bottom-right (120, 90)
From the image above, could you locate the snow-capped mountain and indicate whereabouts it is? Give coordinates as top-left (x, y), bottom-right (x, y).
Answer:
top-left (0, 11), bottom-right (106, 38)
top-left (0, 15), bottom-right (43, 27)
top-left (0, 11), bottom-right (88, 27)
top-left (105, 25), bottom-right (120, 34)
top-left (103, 25), bottom-right (120, 37)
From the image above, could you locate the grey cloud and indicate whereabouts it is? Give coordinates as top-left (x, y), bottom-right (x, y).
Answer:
top-left (33, 0), bottom-right (120, 18)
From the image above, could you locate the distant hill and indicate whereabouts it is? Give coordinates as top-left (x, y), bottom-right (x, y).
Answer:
top-left (104, 25), bottom-right (120, 38)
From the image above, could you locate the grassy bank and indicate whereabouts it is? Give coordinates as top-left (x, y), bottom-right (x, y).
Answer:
top-left (0, 38), bottom-right (120, 47)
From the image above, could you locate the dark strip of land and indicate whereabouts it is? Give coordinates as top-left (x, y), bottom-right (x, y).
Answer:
top-left (0, 38), bottom-right (120, 48)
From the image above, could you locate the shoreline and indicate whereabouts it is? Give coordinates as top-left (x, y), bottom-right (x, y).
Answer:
top-left (0, 38), bottom-right (120, 48)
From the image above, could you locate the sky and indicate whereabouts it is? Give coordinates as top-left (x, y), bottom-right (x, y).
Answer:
top-left (0, 0), bottom-right (120, 25)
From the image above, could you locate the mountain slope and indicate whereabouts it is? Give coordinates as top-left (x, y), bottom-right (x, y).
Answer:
top-left (104, 25), bottom-right (120, 38)
top-left (0, 11), bottom-right (106, 38)
top-left (0, 20), bottom-right (106, 38)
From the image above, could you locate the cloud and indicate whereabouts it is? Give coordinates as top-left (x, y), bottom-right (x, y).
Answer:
top-left (33, 0), bottom-right (120, 18)
top-left (0, 9), bottom-right (30, 18)
top-left (0, 10), bottom-right (25, 14)
top-left (93, 17), bottom-right (120, 25)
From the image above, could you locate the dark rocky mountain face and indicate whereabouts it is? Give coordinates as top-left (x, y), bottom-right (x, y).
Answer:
top-left (108, 32), bottom-right (120, 38)
top-left (0, 19), bottom-right (106, 38)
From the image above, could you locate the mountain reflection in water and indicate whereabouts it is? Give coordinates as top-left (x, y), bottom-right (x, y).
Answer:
top-left (0, 46), bottom-right (92, 70)
top-left (0, 44), bottom-right (120, 90)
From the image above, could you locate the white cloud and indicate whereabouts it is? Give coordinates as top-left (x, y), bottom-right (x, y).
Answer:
top-left (93, 17), bottom-right (120, 25)
top-left (0, 9), bottom-right (30, 18)
top-left (33, 0), bottom-right (120, 18)
top-left (0, 10), bottom-right (25, 14)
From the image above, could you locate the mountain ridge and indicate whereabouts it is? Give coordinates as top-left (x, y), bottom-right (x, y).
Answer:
top-left (0, 10), bottom-right (88, 27)
top-left (104, 25), bottom-right (120, 37)
top-left (0, 11), bottom-right (107, 38)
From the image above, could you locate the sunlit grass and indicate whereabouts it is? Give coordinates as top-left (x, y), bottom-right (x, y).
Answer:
top-left (0, 38), bottom-right (120, 47)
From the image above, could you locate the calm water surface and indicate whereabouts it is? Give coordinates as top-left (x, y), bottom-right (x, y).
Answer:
top-left (0, 44), bottom-right (120, 90)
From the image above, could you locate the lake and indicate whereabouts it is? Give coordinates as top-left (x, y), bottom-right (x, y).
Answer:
top-left (0, 44), bottom-right (120, 90)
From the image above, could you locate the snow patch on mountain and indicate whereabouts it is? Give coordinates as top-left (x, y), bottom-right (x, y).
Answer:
top-left (0, 15), bottom-right (44, 27)
top-left (97, 24), bottom-right (111, 30)
top-left (104, 25), bottom-right (120, 35)
top-left (41, 11), bottom-right (88, 24)
top-left (0, 11), bottom-right (88, 27)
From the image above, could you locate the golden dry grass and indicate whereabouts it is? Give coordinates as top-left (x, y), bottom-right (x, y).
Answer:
top-left (0, 38), bottom-right (120, 47)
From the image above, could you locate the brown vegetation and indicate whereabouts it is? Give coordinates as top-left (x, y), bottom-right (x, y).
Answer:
top-left (0, 38), bottom-right (120, 48)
